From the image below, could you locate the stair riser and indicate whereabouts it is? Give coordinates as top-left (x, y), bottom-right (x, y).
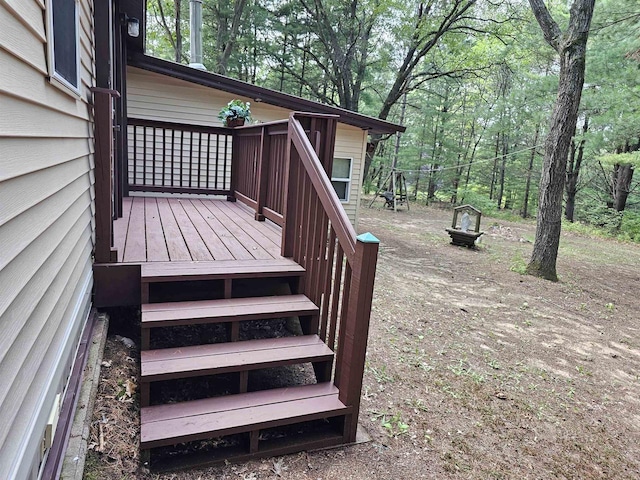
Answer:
top-left (142, 310), bottom-right (317, 329)
top-left (142, 355), bottom-right (334, 382)
top-left (142, 409), bottom-right (350, 449)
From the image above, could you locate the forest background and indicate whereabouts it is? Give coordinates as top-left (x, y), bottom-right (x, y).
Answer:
top-left (145, 0), bottom-right (640, 242)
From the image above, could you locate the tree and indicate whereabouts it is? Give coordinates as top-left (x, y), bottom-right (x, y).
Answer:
top-left (148, 0), bottom-right (187, 63)
top-left (525, 0), bottom-right (596, 281)
top-left (564, 114), bottom-right (588, 221)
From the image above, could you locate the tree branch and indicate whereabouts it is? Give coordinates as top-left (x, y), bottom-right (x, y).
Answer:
top-left (528, 0), bottom-right (563, 52)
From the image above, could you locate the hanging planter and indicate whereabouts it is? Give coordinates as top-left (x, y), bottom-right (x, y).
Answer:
top-left (218, 100), bottom-right (251, 127)
top-left (225, 117), bottom-right (245, 128)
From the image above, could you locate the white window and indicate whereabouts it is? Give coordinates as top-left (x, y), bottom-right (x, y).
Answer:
top-left (331, 157), bottom-right (352, 202)
top-left (46, 0), bottom-right (80, 93)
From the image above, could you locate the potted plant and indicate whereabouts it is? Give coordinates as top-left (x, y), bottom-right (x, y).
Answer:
top-left (218, 99), bottom-right (251, 127)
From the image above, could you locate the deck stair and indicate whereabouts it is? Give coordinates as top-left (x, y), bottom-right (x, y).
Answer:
top-left (139, 258), bottom-right (350, 469)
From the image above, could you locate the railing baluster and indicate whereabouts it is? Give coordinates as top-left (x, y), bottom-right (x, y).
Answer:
top-left (152, 127), bottom-right (156, 186)
top-left (171, 129), bottom-right (175, 187)
top-left (179, 128), bottom-right (184, 188)
top-left (162, 127), bottom-right (166, 186)
top-left (206, 133), bottom-right (211, 189)
top-left (197, 131), bottom-right (202, 188)
top-left (215, 134), bottom-right (220, 190)
top-left (142, 126), bottom-right (147, 186)
top-left (133, 125), bottom-right (137, 184)
top-left (319, 228), bottom-right (336, 342)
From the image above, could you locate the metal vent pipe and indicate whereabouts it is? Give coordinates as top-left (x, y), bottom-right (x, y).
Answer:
top-left (189, 0), bottom-right (206, 70)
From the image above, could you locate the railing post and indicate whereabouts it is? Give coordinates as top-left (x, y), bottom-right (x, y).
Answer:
top-left (92, 87), bottom-right (120, 263)
top-left (228, 129), bottom-right (238, 202)
top-left (336, 233), bottom-right (379, 442)
top-left (307, 116), bottom-right (337, 175)
top-left (281, 116), bottom-right (298, 257)
top-left (254, 126), bottom-right (270, 221)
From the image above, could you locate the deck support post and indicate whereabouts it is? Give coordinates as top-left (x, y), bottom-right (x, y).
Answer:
top-left (92, 88), bottom-right (120, 263)
top-left (335, 233), bottom-right (379, 442)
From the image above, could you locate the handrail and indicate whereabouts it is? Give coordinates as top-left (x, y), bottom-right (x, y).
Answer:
top-left (283, 112), bottom-right (379, 444)
top-left (233, 119), bottom-right (289, 130)
top-left (288, 114), bottom-right (357, 260)
top-left (128, 117), bottom-right (229, 135)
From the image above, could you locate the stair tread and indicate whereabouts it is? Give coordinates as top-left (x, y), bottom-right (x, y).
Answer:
top-left (141, 334), bottom-right (333, 381)
top-left (141, 259), bottom-right (304, 282)
top-left (141, 383), bottom-right (349, 449)
top-left (141, 294), bottom-right (317, 327)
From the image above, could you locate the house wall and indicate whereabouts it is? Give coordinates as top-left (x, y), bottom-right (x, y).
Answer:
top-left (126, 67), bottom-right (365, 227)
top-left (0, 1), bottom-right (95, 478)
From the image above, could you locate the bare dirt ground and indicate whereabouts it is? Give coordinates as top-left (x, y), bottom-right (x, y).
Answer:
top-left (85, 201), bottom-right (640, 479)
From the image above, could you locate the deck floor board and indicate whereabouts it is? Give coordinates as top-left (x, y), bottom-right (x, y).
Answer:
top-left (156, 198), bottom-right (192, 261)
top-left (112, 196), bottom-right (283, 263)
top-left (192, 200), bottom-right (256, 260)
top-left (123, 197), bottom-right (147, 262)
top-left (206, 201), bottom-right (282, 258)
top-left (145, 198), bottom-right (170, 262)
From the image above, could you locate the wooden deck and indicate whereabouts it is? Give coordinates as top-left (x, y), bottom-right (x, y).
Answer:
top-left (114, 196), bottom-right (282, 263)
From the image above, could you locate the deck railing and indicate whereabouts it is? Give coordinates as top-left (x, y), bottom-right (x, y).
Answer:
top-left (99, 111), bottom-right (380, 441)
top-left (283, 113), bottom-right (379, 442)
top-left (232, 120), bottom-right (289, 225)
top-left (127, 118), bottom-right (233, 196)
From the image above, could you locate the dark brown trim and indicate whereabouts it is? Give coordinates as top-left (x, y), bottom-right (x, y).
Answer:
top-left (119, 0), bottom-right (145, 54)
top-left (92, 89), bottom-right (118, 263)
top-left (41, 309), bottom-right (98, 480)
top-left (128, 185), bottom-right (231, 196)
top-left (262, 207), bottom-right (283, 226)
top-left (127, 53), bottom-right (405, 135)
top-left (234, 190), bottom-right (258, 210)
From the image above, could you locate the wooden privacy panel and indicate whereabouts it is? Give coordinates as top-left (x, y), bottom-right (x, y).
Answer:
top-left (128, 119), bottom-right (232, 195)
top-left (233, 121), bottom-right (289, 225)
top-left (265, 130), bottom-right (288, 216)
top-left (233, 130), bottom-right (261, 202)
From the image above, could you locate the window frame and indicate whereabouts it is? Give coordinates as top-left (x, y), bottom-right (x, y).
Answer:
top-left (331, 157), bottom-right (353, 203)
top-left (45, 0), bottom-right (81, 96)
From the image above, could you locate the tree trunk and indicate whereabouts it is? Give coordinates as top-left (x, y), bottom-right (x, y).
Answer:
top-left (564, 140), bottom-right (582, 221)
top-left (612, 163), bottom-right (634, 211)
top-left (489, 132), bottom-right (500, 200)
top-left (497, 137), bottom-right (508, 209)
top-left (564, 115), bottom-right (588, 222)
top-left (526, 0), bottom-right (595, 281)
top-left (522, 125), bottom-right (540, 218)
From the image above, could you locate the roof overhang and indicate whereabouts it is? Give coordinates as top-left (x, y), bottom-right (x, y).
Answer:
top-left (127, 53), bottom-right (405, 135)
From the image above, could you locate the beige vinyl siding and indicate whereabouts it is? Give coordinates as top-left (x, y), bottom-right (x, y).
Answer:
top-left (0, 1), bottom-right (95, 478)
top-left (127, 67), bottom-right (366, 227)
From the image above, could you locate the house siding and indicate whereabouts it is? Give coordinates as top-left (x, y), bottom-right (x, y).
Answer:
top-left (126, 67), bottom-right (365, 227)
top-left (0, 1), bottom-right (95, 478)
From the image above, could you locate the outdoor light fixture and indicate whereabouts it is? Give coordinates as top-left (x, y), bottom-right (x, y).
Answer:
top-left (127, 17), bottom-right (140, 38)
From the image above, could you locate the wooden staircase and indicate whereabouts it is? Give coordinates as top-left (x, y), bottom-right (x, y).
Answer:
top-left (138, 259), bottom-right (352, 470)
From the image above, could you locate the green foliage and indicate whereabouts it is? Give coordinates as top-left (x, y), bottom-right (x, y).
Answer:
top-left (619, 211), bottom-right (640, 242)
top-left (598, 152), bottom-right (640, 168)
top-left (510, 251), bottom-right (528, 275)
top-left (573, 197), bottom-right (623, 233)
top-left (218, 99), bottom-right (251, 125)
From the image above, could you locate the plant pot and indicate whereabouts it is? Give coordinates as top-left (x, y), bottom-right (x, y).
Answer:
top-left (225, 117), bottom-right (245, 128)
